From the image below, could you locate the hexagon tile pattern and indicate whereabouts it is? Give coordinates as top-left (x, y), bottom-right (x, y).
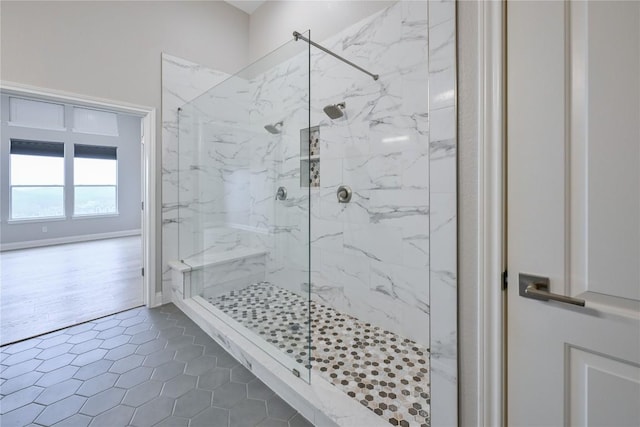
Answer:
top-left (0, 304), bottom-right (313, 427)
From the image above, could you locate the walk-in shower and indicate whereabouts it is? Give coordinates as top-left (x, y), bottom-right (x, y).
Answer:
top-left (172, 2), bottom-right (457, 426)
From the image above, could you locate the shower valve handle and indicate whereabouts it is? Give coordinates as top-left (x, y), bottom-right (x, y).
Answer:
top-left (276, 186), bottom-right (287, 201)
top-left (337, 185), bottom-right (352, 203)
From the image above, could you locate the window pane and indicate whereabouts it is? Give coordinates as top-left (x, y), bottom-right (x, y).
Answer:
top-left (9, 97), bottom-right (65, 130)
top-left (10, 154), bottom-right (64, 185)
top-left (74, 158), bottom-right (117, 185)
top-left (11, 187), bottom-right (64, 219)
top-left (73, 107), bottom-right (118, 136)
top-left (74, 186), bottom-right (117, 215)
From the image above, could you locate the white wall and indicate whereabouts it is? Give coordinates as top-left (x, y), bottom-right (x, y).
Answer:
top-left (0, 95), bottom-right (142, 246)
top-left (0, 1), bottom-right (249, 104)
top-left (249, 0), bottom-right (395, 61)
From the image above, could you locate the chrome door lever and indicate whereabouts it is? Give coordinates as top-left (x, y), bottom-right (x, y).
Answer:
top-left (519, 273), bottom-right (585, 307)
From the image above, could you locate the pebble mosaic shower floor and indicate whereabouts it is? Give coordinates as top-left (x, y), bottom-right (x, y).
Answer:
top-left (207, 282), bottom-right (431, 427)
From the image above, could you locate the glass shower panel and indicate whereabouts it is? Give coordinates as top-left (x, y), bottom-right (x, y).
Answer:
top-left (178, 35), bottom-right (311, 381)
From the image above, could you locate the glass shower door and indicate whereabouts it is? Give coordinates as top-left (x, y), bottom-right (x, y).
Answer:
top-left (177, 34), bottom-right (311, 381)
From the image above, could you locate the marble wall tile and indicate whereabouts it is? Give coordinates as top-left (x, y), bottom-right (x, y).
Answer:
top-left (161, 53), bottom-right (229, 300)
top-left (427, 0), bottom-right (458, 425)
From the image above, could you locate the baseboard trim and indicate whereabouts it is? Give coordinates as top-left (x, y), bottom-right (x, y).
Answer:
top-left (0, 229), bottom-right (141, 252)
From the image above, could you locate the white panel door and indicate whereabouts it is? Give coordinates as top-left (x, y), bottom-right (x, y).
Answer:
top-left (507, 2), bottom-right (640, 426)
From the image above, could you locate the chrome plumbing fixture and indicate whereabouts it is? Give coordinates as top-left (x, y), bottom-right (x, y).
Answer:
top-left (264, 121), bottom-right (283, 134)
top-left (337, 185), bottom-right (352, 203)
top-left (276, 186), bottom-right (287, 200)
top-left (323, 102), bottom-right (346, 120)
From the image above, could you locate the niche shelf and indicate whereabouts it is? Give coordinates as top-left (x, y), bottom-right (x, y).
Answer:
top-left (300, 126), bottom-right (320, 188)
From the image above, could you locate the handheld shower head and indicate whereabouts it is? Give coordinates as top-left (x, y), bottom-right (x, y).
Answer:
top-left (323, 102), bottom-right (346, 120)
top-left (264, 121), bottom-right (283, 134)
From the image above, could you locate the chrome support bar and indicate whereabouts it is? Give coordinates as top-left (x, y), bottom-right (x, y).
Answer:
top-left (519, 273), bottom-right (586, 307)
top-left (293, 31), bottom-right (379, 81)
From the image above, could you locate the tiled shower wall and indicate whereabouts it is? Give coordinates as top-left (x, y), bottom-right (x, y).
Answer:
top-left (162, 1), bottom-right (456, 424)
top-left (306, 1), bottom-right (431, 346)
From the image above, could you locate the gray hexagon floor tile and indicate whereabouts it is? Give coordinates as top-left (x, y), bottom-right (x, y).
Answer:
top-left (257, 418), bottom-right (289, 427)
top-left (88, 404), bottom-right (134, 427)
top-left (76, 372), bottom-right (118, 396)
top-left (33, 395), bottom-right (86, 425)
top-left (288, 413), bottom-right (314, 427)
top-left (198, 367), bottom-right (231, 391)
top-left (114, 366), bottom-right (153, 388)
top-left (247, 379), bottom-right (275, 401)
top-left (34, 378), bottom-right (82, 405)
top-left (51, 412), bottom-right (92, 427)
top-left (155, 416), bottom-right (190, 427)
top-left (266, 395), bottom-right (297, 421)
top-left (122, 380), bottom-right (163, 407)
top-left (36, 365), bottom-right (79, 387)
top-left (69, 339), bottom-right (103, 355)
top-left (212, 382), bottom-right (248, 409)
top-left (73, 360), bottom-right (113, 381)
top-left (173, 388), bottom-right (212, 418)
top-left (79, 387), bottom-right (126, 416)
top-left (174, 344), bottom-right (204, 362)
top-left (1, 371), bottom-right (43, 395)
top-left (109, 353), bottom-right (144, 374)
top-left (161, 374), bottom-right (197, 399)
top-left (130, 396), bottom-right (175, 427)
top-left (0, 385), bottom-right (44, 414)
top-left (190, 406), bottom-right (229, 427)
top-left (184, 355), bottom-right (217, 376)
top-left (231, 365), bottom-right (256, 384)
top-left (142, 349), bottom-right (175, 368)
top-left (151, 360), bottom-right (185, 382)
top-left (3, 348), bottom-right (41, 365)
top-left (71, 349), bottom-right (108, 367)
top-left (0, 403), bottom-right (45, 426)
top-left (96, 326), bottom-right (126, 340)
top-left (229, 399), bottom-right (268, 427)
top-left (0, 304), bottom-right (311, 427)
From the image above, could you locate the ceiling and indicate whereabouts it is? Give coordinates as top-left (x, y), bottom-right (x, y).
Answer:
top-left (224, 1), bottom-right (266, 15)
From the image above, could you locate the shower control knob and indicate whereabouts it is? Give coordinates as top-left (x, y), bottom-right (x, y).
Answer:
top-left (276, 186), bottom-right (287, 201)
top-left (337, 185), bottom-right (352, 203)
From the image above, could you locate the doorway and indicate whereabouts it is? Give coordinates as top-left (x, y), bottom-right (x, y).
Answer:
top-left (0, 84), bottom-right (157, 345)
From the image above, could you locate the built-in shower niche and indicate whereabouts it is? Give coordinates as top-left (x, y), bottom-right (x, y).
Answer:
top-left (300, 126), bottom-right (320, 187)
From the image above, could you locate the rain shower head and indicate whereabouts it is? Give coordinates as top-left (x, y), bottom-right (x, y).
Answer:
top-left (323, 102), bottom-right (346, 120)
top-left (264, 121), bottom-right (283, 134)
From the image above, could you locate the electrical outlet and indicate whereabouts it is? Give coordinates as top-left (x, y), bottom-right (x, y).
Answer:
top-left (42, 226), bottom-right (47, 233)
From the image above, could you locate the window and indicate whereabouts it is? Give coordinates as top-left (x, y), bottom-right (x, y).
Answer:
top-left (73, 107), bottom-right (119, 136)
top-left (74, 144), bottom-right (118, 216)
top-left (10, 140), bottom-right (65, 219)
top-left (9, 97), bottom-right (65, 131)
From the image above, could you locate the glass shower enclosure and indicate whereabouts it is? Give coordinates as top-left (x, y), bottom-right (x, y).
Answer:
top-left (175, 3), bottom-right (438, 424)
top-left (177, 34), bottom-right (312, 380)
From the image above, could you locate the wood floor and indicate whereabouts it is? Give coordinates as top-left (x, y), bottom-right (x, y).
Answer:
top-left (0, 236), bottom-right (143, 345)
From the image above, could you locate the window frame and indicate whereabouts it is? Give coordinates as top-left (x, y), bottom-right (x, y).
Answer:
top-left (72, 145), bottom-right (119, 217)
top-left (8, 141), bottom-right (67, 222)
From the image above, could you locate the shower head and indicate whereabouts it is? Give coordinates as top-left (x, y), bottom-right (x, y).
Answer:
top-left (323, 102), bottom-right (346, 120)
top-left (264, 121), bottom-right (283, 134)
